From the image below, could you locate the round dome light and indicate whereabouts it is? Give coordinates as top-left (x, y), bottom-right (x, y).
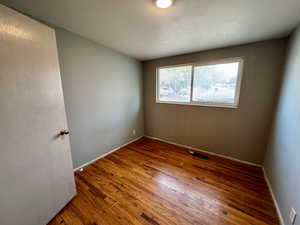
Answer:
top-left (156, 0), bottom-right (173, 9)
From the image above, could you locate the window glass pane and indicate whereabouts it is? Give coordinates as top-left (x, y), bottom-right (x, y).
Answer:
top-left (192, 62), bottom-right (240, 104)
top-left (158, 65), bottom-right (192, 102)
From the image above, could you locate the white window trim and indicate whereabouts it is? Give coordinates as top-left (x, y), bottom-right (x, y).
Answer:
top-left (156, 57), bottom-right (244, 109)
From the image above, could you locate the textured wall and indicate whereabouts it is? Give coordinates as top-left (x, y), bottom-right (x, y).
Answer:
top-left (56, 28), bottom-right (144, 169)
top-left (264, 26), bottom-right (300, 225)
top-left (143, 39), bottom-right (287, 164)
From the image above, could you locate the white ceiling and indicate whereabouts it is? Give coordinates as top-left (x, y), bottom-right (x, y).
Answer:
top-left (2, 0), bottom-right (300, 60)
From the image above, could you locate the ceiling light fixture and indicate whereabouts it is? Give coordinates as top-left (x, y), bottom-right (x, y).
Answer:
top-left (156, 0), bottom-right (173, 9)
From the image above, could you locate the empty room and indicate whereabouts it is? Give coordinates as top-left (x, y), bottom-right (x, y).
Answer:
top-left (1, 0), bottom-right (300, 225)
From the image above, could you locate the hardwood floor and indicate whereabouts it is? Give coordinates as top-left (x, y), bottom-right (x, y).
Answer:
top-left (48, 137), bottom-right (280, 225)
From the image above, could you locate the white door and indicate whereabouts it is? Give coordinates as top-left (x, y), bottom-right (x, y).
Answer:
top-left (0, 5), bottom-right (76, 225)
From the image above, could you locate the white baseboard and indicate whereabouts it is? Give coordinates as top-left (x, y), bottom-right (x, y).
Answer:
top-left (73, 136), bottom-right (143, 172)
top-left (145, 135), bottom-right (262, 167)
top-left (262, 167), bottom-right (285, 225)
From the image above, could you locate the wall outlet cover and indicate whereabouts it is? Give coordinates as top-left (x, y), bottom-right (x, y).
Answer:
top-left (133, 129), bottom-right (136, 135)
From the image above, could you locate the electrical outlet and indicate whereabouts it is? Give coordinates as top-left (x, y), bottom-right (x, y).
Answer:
top-left (289, 208), bottom-right (297, 225)
top-left (132, 129), bottom-right (136, 136)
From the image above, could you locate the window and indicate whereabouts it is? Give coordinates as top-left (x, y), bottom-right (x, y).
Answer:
top-left (156, 58), bottom-right (243, 108)
top-left (157, 65), bottom-right (192, 103)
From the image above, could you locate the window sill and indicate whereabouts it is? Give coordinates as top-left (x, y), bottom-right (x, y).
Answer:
top-left (155, 100), bottom-right (239, 109)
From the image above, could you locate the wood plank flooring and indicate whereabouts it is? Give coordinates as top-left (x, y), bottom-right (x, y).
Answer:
top-left (48, 137), bottom-right (280, 225)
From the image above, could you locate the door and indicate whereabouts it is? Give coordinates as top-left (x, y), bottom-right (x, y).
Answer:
top-left (0, 4), bottom-right (76, 225)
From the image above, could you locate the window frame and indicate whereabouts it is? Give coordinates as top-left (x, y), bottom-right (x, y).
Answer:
top-left (156, 57), bottom-right (244, 108)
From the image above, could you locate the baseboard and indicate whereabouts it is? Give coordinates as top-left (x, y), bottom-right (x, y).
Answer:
top-left (263, 167), bottom-right (285, 225)
top-left (145, 135), bottom-right (262, 168)
top-left (73, 136), bottom-right (143, 172)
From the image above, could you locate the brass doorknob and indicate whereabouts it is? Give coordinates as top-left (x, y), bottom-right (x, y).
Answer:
top-left (60, 130), bottom-right (70, 136)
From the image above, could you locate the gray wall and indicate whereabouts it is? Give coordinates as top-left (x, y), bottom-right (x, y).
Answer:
top-left (55, 28), bottom-right (144, 169)
top-left (264, 27), bottom-right (300, 225)
top-left (143, 39), bottom-right (287, 164)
